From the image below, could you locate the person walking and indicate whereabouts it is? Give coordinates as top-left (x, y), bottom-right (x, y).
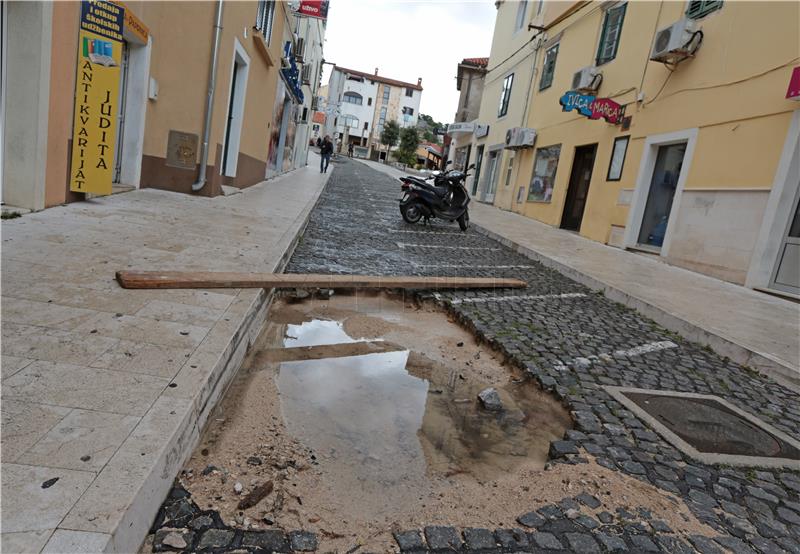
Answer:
top-left (320, 135), bottom-right (333, 173)
top-left (348, 143), bottom-right (354, 158)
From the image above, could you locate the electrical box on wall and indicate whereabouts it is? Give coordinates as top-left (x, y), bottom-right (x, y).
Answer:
top-left (148, 77), bottom-right (158, 100)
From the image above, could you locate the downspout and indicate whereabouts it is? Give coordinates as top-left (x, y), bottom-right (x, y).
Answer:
top-left (192, 0), bottom-right (224, 192)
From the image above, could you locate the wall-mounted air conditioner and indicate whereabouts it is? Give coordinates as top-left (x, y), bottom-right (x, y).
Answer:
top-left (650, 18), bottom-right (700, 64)
top-left (505, 127), bottom-right (537, 150)
top-left (572, 66), bottom-right (602, 93)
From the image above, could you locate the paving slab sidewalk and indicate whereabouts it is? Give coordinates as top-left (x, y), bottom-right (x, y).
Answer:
top-left (358, 158), bottom-right (800, 391)
top-left (1, 156), bottom-right (329, 553)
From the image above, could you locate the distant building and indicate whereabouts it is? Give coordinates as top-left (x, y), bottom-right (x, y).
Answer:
top-left (325, 66), bottom-right (423, 159)
top-left (446, 57), bottom-right (488, 193)
top-left (416, 142), bottom-right (443, 170)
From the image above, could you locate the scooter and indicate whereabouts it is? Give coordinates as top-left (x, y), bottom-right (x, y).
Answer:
top-left (398, 163), bottom-right (475, 231)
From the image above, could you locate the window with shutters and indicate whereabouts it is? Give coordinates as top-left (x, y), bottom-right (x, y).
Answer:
top-left (686, 0), bottom-right (722, 19)
top-left (255, 0), bottom-right (276, 44)
top-left (596, 3), bottom-right (627, 66)
top-left (539, 43), bottom-right (559, 90)
top-left (498, 73), bottom-right (514, 117)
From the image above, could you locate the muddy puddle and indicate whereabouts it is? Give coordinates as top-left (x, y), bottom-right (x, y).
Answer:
top-left (176, 293), bottom-right (712, 551)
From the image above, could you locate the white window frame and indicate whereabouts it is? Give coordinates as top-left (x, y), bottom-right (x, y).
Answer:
top-left (498, 73), bottom-right (514, 118)
top-left (514, 0), bottom-right (529, 32)
top-left (623, 128), bottom-right (698, 257)
top-left (255, 0), bottom-right (276, 45)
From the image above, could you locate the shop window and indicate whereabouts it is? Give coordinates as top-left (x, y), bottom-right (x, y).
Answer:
top-left (498, 73), bottom-right (514, 117)
top-left (255, 0), bottom-right (276, 44)
top-left (527, 144), bottom-right (561, 202)
top-left (686, 0), bottom-right (722, 18)
top-left (343, 92), bottom-right (363, 105)
top-left (539, 43), bottom-right (559, 90)
top-left (607, 136), bottom-right (629, 181)
top-left (596, 2), bottom-right (627, 66)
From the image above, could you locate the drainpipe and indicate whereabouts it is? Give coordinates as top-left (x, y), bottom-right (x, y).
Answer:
top-left (192, 0), bottom-right (224, 192)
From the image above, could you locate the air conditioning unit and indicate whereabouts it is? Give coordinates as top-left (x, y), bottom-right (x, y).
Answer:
top-left (504, 127), bottom-right (537, 150)
top-left (650, 18), bottom-right (699, 63)
top-left (572, 66), bottom-right (602, 93)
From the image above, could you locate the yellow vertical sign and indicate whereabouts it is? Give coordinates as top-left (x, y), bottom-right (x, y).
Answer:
top-left (69, 1), bottom-right (125, 195)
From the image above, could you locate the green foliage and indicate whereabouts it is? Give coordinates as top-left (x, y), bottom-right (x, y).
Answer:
top-left (418, 113), bottom-right (445, 145)
top-left (380, 120), bottom-right (400, 148)
top-left (397, 126), bottom-right (420, 166)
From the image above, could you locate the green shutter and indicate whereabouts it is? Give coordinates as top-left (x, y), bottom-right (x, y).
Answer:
top-left (596, 3), bottom-right (627, 65)
top-left (686, 0), bottom-right (722, 19)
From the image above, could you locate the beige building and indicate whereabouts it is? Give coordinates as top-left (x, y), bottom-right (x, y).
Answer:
top-left (446, 57), bottom-right (488, 192)
top-left (2, 0), bottom-right (322, 210)
top-left (465, 0), bottom-right (800, 297)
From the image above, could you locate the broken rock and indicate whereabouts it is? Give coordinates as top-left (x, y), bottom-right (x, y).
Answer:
top-left (237, 480), bottom-right (274, 510)
top-left (478, 387), bottom-right (503, 412)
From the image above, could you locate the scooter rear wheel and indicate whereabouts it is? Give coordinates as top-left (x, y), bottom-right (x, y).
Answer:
top-left (401, 201), bottom-right (423, 224)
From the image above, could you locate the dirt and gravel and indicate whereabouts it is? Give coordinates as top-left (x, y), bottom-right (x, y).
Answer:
top-left (174, 293), bottom-right (717, 552)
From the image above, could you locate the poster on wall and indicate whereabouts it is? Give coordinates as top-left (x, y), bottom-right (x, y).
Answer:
top-left (69, 1), bottom-right (124, 195)
top-left (527, 144), bottom-right (561, 202)
top-left (268, 80), bottom-right (287, 175)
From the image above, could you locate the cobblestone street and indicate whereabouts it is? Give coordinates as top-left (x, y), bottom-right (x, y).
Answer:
top-left (285, 159), bottom-right (800, 553)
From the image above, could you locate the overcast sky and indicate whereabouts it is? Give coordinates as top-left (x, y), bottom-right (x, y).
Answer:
top-left (320, 0), bottom-right (497, 124)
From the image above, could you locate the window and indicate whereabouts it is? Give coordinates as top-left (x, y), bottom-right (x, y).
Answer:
top-left (347, 75), bottom-right (364, 82)
top-left (515, 0), bottom-right (528, 31)
top-left (301, 107), bottom-right (308, 123)
top-left (363, 122), bottom-right (369, 130)
top-left (527, 144), bottom-right (561, 202)
top-left (382, 86), bottom-right (391, 104)
top-left (607, 136), bottom-right (629, 181)
top-left (301, 64), bottom-right (311, 83)
top-left (343, 92), bottom-right (363, 105)
top-left (405, 87), bottom-right (414, 97)
top-left (378, 106), bottom-right (387, 129)
top-left (498, 73), bottom-right (514, 117)
top-left (596, 2), bottom-right (627, 66)
top-left (504, 154), bottom-right (515, 187)
top-left (686, 0), bottom-right (722, 18)
top-left (537, 0), bottom-right (543, 15)
top-left (539, 43), bottom-right (559, 90)
top-left (255, 0), bottom-right (276, 43)
top-left (402, 107), bottom-right (414, 116)
top-left (367, 97), bottom-right (372, 106)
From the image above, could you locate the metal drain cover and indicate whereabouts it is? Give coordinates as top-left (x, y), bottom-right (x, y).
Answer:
top-left (605, 387), bottom-right (800, 468)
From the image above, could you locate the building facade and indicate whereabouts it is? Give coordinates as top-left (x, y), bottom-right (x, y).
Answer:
top-left (467, 0), bottom-right (800, 297)
top-left (2, 0), bottom-right (325, 210)
top-left (324, 66), bottom-right (422, 159)
top-left (446, 57), bottom-right (488, 192)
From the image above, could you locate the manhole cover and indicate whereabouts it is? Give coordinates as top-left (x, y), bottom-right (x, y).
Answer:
top-left (605, 387), bottom-right (800, 467)
top-left (622, 392), bottom-right (800, 460)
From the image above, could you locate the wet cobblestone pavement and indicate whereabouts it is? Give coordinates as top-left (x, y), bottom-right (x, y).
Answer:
top-left (152, 159), bottom-right (800, 553)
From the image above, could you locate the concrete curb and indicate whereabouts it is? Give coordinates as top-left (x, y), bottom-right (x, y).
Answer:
top-left (67, 171), bottom-right (332, 554)
top-left (471, 222), bottom-right (800, 394)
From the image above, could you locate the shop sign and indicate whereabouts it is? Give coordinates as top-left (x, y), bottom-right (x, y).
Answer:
top-left (69, 1), bottom-right (124, 195)
top-left (475, 124), bottom-right (490, 138)
top-left (296, 0), bottom-right (329, 21)
top-left (559, 90), bottom-right (625, 125)
top-left (447, 122), bottom-right (475, 134)
top-left (787, 66), bottom-right (800, 101)
top-left (281, 41), bottom-right (305, 104)
top-left (117, 1), bottom-right (149, 45)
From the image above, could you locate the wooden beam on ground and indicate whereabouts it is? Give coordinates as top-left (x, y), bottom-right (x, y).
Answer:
top-left (116, 271), bottom-right (527, 290)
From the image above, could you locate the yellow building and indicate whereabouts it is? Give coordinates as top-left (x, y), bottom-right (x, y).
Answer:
top-left (472, 0), bottom-right (800, 297)
top-left (3, 0), bottom-right (318, 207)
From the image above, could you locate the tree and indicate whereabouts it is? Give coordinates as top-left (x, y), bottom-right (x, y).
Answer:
top-left (379, 120), bottom-right (400, 162)
top-left (418, 113), bottom-right (445, 145)
top-left (397, 126), bottom-right (420, 166)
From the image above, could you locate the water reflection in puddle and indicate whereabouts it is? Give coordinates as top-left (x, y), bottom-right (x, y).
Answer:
top-left (277, 317), bottom-right (569, 491)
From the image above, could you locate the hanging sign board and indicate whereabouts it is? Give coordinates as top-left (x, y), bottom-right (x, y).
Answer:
top-left (280, 41), bottom-right (305, 104)
top-left (786, 66), bottom-right (800, 101)
top-left (447, 122), bottom-right (475, 134)
top-left (296, 0), bottom-right (329, 21)
top-left (559, 90), bottom-right (625, 125)
top-left (69, 1), bottom-right (124, 195)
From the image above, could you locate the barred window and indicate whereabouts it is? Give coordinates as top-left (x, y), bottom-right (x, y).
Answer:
top-left (255, 0), bottom-right (276, 44)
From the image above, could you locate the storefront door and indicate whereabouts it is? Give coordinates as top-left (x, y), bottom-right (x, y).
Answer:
top-left (561, 144), bottom-right (597, 231)
top-left (482, 150), bottom-right (500, 204)
top-left (472, 145), bottom-right (484, 195)
top-left (637, 142), bottom-right (686, 249)
top-left (769, 184), bottom-right (800, 295)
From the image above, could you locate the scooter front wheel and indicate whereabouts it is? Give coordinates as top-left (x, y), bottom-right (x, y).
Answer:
top-left (457, 210), bottom-right (470, 231)
top-left (401, 201), bottom-right (424, 224)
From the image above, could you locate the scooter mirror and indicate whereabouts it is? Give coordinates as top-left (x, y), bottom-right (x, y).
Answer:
top-left (467, 163), bottom-right (476, 170)
top-left (446, 160), bottom-right (453, 166)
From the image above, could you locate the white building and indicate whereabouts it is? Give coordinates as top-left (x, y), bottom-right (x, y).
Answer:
top-left (291, 10), bottom-right (327, 167)
top-left (325, 66), bottom-right (422, 159)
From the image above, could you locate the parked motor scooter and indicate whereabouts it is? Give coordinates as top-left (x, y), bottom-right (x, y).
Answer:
top-left (398, 163), bottom-right (475, 231)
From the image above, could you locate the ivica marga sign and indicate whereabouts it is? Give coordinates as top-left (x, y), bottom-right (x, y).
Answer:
top-left (70, 0), bottom-right (125, 195)
top-left (559, 91), bottom-right (625, 125)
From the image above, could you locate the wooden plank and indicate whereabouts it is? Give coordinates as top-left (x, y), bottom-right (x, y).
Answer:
top-left (115, 271), bottom-right (527, 290)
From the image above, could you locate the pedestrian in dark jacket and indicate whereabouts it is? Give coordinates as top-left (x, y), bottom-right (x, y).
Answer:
top-left (320, 136), bottom-right (333, 173)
